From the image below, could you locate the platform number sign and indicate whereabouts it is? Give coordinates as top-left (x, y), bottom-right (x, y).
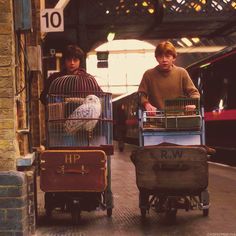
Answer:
top-left (40, 9), bottom-right (64, 32)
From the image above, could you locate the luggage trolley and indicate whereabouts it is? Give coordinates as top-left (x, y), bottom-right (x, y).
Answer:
top-left (39, 75), bottom-right (114, 224)
top-left (131, 98), bottom-right (214, 221)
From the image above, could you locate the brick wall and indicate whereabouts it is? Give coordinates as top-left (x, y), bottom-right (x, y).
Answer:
top-left (0, 171), bottom-right (28, 236)
top-left (0, 169), bottom-right (36, 236)
top-left (0, 1), bottom-right (36, 235)
top-left (25, 169), bottom-right (37, 235)
top-left (0, 0), bottom-right (19, 171)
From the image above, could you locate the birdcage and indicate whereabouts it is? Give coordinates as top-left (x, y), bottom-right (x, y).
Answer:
top-left (142, 98), bottom-right (201, 130)
top-left (46, 75), bottom-right (113, 148)
top-left (164, 98), bottom-right (201, 130)
top-left (164, 98), bottom-right (200, 116)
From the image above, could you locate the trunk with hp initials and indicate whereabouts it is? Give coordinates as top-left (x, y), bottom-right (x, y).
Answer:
top-left (40, 150), bottom-right (107, 192)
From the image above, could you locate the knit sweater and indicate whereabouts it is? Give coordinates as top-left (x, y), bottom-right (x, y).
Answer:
top-left (138, 65), bottom-right (200, 109)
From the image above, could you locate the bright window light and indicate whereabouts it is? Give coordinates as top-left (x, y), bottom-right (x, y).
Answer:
top-left (219, 99), bottom-right (224, 110)
top-left (177, 41), bottom-right (185, 47)
top-left (87, 39), bottom-right (156, 95)
top-left (148, 8), bottom-right (155, 14)
top-left (181, 37), bottom-right (193, 47)
top-left (95, 39), bottom-right (155, 51)
top-left (142, 1), bottom-right (148, 7)
top-left (107, 32), bottom-right (116, 42)
top-left (191, 37), bottom-right (200, 43)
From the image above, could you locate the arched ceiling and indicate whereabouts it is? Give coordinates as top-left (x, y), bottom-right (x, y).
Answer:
top-left (43, 0), bottom-right (236, 54)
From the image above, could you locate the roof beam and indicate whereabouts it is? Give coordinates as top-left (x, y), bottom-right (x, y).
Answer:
top-left (55, 0), bottom-right (70, 9)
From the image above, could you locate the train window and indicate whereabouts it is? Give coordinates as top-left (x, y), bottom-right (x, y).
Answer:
top-left (203, 67), bottom-right (220, 111)
top-left (197, 75), bottom-right (204, 98)
top-left (219, 78), bottom-right (228, 109)
top-left (215, 55), bottom-right (236, 110)
top-left (188, 51), bottom-right (236, 111)
top-left (227, 77), bottom-right (236, 109)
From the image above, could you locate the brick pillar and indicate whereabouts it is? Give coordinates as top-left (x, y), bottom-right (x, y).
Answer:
top-left (25, 168), bottom-right (37, 235)
top-left (0, 0), bottom-right (19, 170)
top-left (0, 1), bottom-right (34, 235)
top-left (0, 171), bottom-right (28, 236)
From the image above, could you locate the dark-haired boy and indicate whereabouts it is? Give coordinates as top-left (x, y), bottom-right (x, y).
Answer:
top-left (40, 44), bottom-right (102, 105)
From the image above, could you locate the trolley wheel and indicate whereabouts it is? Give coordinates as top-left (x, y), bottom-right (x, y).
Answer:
top-left (45, 192), bottom-right (54, 218)
top-left (71, 208), bottom-right (81, 225)
top-left (107, 208), bottom-right (112, 217)
top-left (45, 207), bottom-right (52, 218)
top-left (203, 208), bottom-right (209, 217)
top-left (118, 141), bottom-right (124, 152)
top-left (140, 208), bottom-right (147, 219)
top-left (166, 209), bottom-right (177, 223)
top-left (118, 140), bottom-right (125, 152)
top-left (60, 203), bottom-right (66, 212)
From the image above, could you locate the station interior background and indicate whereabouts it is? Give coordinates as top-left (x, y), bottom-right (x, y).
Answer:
top-left (0, 1), bottom-right (236, 235)
top-left (86, 38), bottom-right (233, 97)
top-left (44, 0), bottom-right (236, 98)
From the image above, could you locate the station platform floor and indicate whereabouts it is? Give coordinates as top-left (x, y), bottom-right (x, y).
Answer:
top-left (35, 142), bottom-right (236, 236)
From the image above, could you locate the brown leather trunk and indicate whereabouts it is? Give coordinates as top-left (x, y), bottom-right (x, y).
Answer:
top-left (131, 145), bottom-right (208, 194)
top-left (40, 150), bottom-right (107, 192)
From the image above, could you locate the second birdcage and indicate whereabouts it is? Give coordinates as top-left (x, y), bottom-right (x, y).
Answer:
top-left (142, 98), bottom-right (202, 131)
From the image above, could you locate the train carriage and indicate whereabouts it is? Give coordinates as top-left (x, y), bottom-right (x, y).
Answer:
top-left (112, 92), bottom-right (139, 147)
top-left (39, 75), bottom-right (114, 224)
top-left (186, 45), bottom-right (236, 155)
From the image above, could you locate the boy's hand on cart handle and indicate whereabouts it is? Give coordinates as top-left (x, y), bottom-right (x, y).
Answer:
top-left (144, 102), bottom-right (157, 116)
top-left (185, 104), bottom-right (196, 111)
top-left (34, 145), bottom-right (45, 153)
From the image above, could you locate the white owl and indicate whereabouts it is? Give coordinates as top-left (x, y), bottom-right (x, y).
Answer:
top-left (65, 95), bottom-right (102, 134)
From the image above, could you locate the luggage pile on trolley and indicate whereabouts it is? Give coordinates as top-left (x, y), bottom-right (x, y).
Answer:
top-left (131, 98), bottom-right (215, 221)
top-left (39, 75), bottom-right (114, 224)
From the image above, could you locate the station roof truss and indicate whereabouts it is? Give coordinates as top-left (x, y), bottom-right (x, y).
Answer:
top-left (82, 0), bottom-right (236, 38)
top-left (45, 0), bottom-right (236, 52)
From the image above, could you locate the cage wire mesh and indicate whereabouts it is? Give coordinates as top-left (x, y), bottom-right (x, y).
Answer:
top-left (142, 98), bottom-right (201, 130)
top-left (46, 75), bottom-right (113, 148)
top-left (164, 98), bottom-right (200, 116)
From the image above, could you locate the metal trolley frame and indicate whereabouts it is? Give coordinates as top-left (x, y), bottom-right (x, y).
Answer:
top-left (39, 75), bottom-right (114, 224)
top-left (135, 98), bottom-right (210, 221)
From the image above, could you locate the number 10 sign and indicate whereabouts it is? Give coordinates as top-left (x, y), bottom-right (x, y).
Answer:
top-left (40, 9), bottom-right (64, 32)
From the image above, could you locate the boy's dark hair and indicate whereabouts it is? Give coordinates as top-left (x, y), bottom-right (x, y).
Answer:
top-left (63, 45), bottom-right (84, 61)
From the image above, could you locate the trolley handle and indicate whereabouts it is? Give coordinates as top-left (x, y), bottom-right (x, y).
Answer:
top-left (56, 165), bottom-right (89, 175)
top-left (153, 163), bottom-right (189, 171)
top-left (64, 169), bottom-right (89, 175)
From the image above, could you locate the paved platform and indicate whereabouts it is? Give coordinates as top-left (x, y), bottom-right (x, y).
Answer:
top-left (35, 142), bottom-right (236, 236)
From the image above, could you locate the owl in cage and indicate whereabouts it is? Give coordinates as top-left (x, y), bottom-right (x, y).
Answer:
top-left (65, 94), bottom-right (102, 134)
